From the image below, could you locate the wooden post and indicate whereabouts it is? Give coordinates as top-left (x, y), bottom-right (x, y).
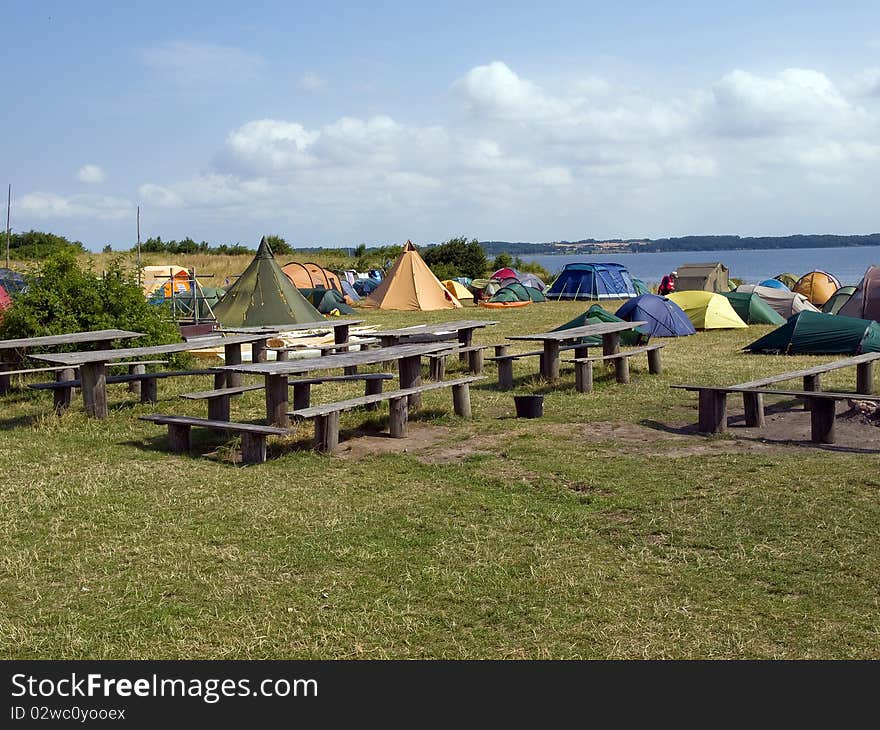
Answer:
top-left (542, 341), bottom-right (560, 382)
top-left (497, 359), bottom-right (514, 390)
top-left (647, 347), bottom-right (663, 375)
top-left (364, 377), bottom-right (383, 411)
top-left (314, 412), bottom-right (340, 453)
top-left (697, 389), bottom-right (727, 434)
top-left (467, 348), bottom-right (484, 375)
top-left (252, 338), bottom-right (269, 363)
top-left (224, 343), bottom-right (242, 387)
top-left (613, 355), bottom-right (630, 384)
top-left (573, 345), bottom-right (590, 359)
top-left (574, 360), bottom-right (593, 394)
top-left (343, 365), bottom-right (358, 376)
top-left (398, 355), bottom-right (422, 409)
top-left (207, 394), bottom-right (231, 422)
top-left (0, 362), bottom-right (10, 395)
top-left (389, 396), bottom-right (408, 437)
top-left (452, 383), bottom-right (472, 418)
top-left (276, 349), bottom-right (290, 362)
top-left (213, 371), bottom-right (227, 389)
top-left (80, 362), bottom-right (108, 419)
top-left (53, 368), bottom-right (74, 414)
top-left (128, 363), bottom-right (146, 394)
top-left (141, 377), bottom-right (158, 404)
top-left (240, 433), bottom-right (267, 464)
top-left (809, 397), bottom-right (836, 444)
top-left (167, 423), bottom-right (191, 452)
top-left (265, 374), bottom-right (289, 427)
top-left (429, 355), bottom-right (446, 381)
top-left (603, 332), bottom-right (621, 357)
top-left (334, 324), bottom-right (351, 350)
top-left (803, 373), bottom-right (820, 411)
top-left (494, 344), bottom-right (509, 358)
top-left (292, 382), bottom-right (311, 411)
top-left (457, 328), bottom-right (473, 363)
top-left (742, 392), bottom-right (765, 428)
top-left (856, 362), bottom-right (874, 395)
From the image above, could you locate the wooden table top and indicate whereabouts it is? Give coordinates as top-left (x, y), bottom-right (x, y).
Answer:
top-left (218, 319), bottom-right (364, 334)
top-left (370, 320), bottom-right (498, 338)
top-left (506, 321), bottom-right (648, 342)
top-left (30, 333), bottom-right (272, 366)
top-left (0, 329), bottom-right (145, 351)
top-left (214, 342), bottom-right (453, 376)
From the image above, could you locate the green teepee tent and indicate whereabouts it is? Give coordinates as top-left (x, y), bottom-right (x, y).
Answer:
top-left (552, 304), bottom-right (649, 346)
top-left (720, 292), bottom-right (786, 325)
top-left (213, 237), bottom-right (324, 327)
top-left (744, 311), bottom-right (880, 355)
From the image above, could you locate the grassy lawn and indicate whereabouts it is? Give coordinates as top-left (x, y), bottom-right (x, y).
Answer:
top-left (2, 301), bottom-right (879, 659)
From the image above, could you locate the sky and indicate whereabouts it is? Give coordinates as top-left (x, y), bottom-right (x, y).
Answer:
top-left (3, 1), bottom-right (880, 251)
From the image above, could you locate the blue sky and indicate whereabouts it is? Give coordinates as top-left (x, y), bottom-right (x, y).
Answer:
top-left (4, 1), bottom-right (880, 250)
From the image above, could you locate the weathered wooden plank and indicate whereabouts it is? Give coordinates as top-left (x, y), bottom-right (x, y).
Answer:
top-left (507, 321), bottom-right (648, 343)
top-left (180, 384), bottom-right (264, 400)
top-left (139, 414), bottom-right (289, 435)
top-left (0, 329), bottom-right (144, 351)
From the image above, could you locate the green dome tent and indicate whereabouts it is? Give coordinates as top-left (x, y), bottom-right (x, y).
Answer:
top-left (774, 273), bottom-right (798, 289)
top-left (212, 237), bottom-right (324, 328)
top-left (488, 282), bottom-right (545, 303)
top-left (719, 292), bottom-right (785, 325)
top-left (552, 304), bottom-right (649, 347)
top-left (822, 285), bottom-right (857, 314)
top-left (743, 311), bottom-right (880, 355)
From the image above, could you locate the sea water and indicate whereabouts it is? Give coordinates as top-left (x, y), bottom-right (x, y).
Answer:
top-left (520, 246), bottom-right (880, 285)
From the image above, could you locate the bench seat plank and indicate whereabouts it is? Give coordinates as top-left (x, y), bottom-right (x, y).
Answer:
top-left (139, 414), bottom-right (289, 435)
top-left (180, 384), bottom-right (264, 400)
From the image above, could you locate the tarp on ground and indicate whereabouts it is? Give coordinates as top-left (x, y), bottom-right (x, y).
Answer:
top-left (212, 237), bottom-right (324, 327)
top-left (822, 285), bottom-right (857, 314)
top-left (838, 265), bottom-right (880, 322)
top-left (719, 292), bottom-right (786, 325)
top-left (442, 279), bottom-right (474, 301)
top-left (615, 294), bottom-right (696, 337)
top-left (675, 262), bottom-right (729, 292)
top-left (744, 311), bottom-right (880, 355)
top-left (667, 290), bottom-right (747, 329)
top-left (735, 284), bottom-right (821, 318)
top-left (552, 305), bottom-right (649, 347)
top-left (774, 273), bottom-right (798, 289)
top-left (546, 262), bottom-right (638, 300)
top-left (793, 270), bottom-right (841, 306)
top-left (361, 240), bottom-right (462, 310)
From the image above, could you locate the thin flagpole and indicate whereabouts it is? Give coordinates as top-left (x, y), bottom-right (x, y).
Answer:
top-left (5, 184), bottom-right (11, 269)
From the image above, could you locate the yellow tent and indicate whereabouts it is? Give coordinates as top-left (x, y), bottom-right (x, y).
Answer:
top-left (442, 279), bottom-right (474, 301)
top-left (667, 291), bottom-right (747, 329)
top-left (793, 270), bottom-right (841, 306)
top-left (362, 241), bottom-right (462, 310)
top-left (141, 265), bottom-right (192, 298)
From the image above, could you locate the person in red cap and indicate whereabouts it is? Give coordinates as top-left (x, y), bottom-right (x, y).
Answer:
top-left (658, 270), bottom-right (677, 295)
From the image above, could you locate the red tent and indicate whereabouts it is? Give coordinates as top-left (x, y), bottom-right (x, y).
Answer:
top-left (491, 267), bottom-right (519, 281)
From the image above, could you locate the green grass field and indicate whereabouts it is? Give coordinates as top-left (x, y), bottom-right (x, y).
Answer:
top-left (2, 301), bottom-right (879, 659)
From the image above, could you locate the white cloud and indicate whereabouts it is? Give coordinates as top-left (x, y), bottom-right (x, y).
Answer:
top-left (298, 72), bottom-right (326, 92)
top-left (850, 67), bottom-right (880, 96)
top-left (221, 119), bottom-right (319, 174)
top-left (138, 41), bottom-right (266, 87)
top-left (17, 192), bottom-right (132, 221)
top-left (76, 164), bottom-right (106, 184)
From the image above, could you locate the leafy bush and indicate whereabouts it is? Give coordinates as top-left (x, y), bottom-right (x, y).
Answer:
top-left (423, 237), bottom-right (487, 280)
top-left (5, 230), bottom-right (86, 259)
top-left (0, 253), bottom-right (184, 359)
top-left (490, 253), bottom-right (551, 282)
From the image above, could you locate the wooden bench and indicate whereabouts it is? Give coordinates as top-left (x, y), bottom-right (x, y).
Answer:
top-left (287, 373), bottom-right (395, 412)
top-left (0, 359), bottom-right (167, 394)
top-left (568, 344), bottom-right (664, 392)
top-left (180, 383), bottom-right (265, 421)
top-left (426, 344), bottom-right (488, 379)
top-left (30, 369), bottom-right (219, 412)
top-left (139, 414), bottom-right (290, 464)
top-left (672, 384), bottom-right (880, 444)
top-left (290, 375), bottom-right (484, 453)
top-left (487, 343), bottom-right (592, 390)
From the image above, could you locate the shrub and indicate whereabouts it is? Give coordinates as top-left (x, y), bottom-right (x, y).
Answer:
top-left (423, 237), bottom-right (487, 280)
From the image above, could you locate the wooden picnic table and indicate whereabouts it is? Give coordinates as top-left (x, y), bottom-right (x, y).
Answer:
top-left (506, 321), bottom-right (648, 383)
top-left (214, 341), bottom-right (454, 426)
top-left (219, 319), bottom-right (365, 363)
top-left (370, 319), bottom-right (498, 362)
top-left (0, 328), bottom-right (145, 394)
top-left (31, 333), bottom-right (270, 418)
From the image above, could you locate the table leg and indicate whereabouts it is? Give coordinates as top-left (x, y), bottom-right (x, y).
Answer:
top-left (458, 329), bottom-right (473, 363)
top-left (0, 362), bottom-right (11, 395)
top-left (335, 324), bottom-right (350, 353)
top-left (265, 374), bottom-right (289, 427)
top-left (399, 355), bottom-right (422, 410)
top-left (225, 344), bottom-right (242, 387)
top-left (80, 361), bottom-right (108, 419)
top-left (252, 338), bottom-right (269, 363)
top-left (856, 362), bottom-right (874, 395)
top-left (541, 341), bottom-right (560, 382)
top-left (602, 332), bottom-right (621, 357)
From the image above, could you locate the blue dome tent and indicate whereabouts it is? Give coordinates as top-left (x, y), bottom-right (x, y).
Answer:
top-left (615, 294), bottom-right (696, 337)
top-left (758, 278), bottom-right (789, 290)
top-left (546, 262), bottom-right (638, 301)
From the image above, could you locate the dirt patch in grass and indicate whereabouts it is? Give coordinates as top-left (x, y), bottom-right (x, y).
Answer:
top-left (334, 425), bottom-right (496, 464)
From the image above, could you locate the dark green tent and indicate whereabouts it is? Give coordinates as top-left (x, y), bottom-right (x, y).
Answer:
top-left (301, 287), bottom-right (356, 315)
top-left (633, 278), bottom-right (650, 296)
top-left (822, 285), bottom-right (857, 314)
top-left (744, 311), bottom-right (880, 355)
top-left (552, 304), bottom-right (648, 346)
top-left (774, 273), bottom-right (798, 289)
top-left (488, 282), bottom-right (545, 303)
top-left (212, 237), bottom-right (324, 327)
top-left (719, 292), bottom-right (785, 325)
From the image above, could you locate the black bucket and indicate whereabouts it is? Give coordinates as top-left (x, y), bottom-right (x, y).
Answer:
top-left (513, 394), bottom-right (544, 418)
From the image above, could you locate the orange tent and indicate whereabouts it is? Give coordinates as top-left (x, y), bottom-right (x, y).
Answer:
top-left (141, 265), bottom-right (192, 298)
top-left (793, 270), bottom-right (841, 306)
top-left (361, 241), bottom-right (462, 311)
top-left (282, 261), bottom-right (344, 292)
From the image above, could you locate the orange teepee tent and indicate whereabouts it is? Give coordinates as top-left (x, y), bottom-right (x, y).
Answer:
top-left (362, 241), bottom-right (462, 310)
